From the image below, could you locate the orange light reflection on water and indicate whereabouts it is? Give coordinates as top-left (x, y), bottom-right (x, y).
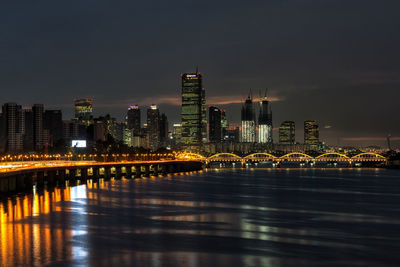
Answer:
top-left (0, 186), bottom-right (72, 267)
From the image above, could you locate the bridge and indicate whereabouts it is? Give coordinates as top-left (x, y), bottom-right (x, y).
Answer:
top-left (176, 152), bottom-right (388, 167)
top-left (0, 160), bottom-right (202, 194)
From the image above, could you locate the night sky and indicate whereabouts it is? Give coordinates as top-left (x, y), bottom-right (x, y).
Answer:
top-left (1, 1), bottom-right (399, 147)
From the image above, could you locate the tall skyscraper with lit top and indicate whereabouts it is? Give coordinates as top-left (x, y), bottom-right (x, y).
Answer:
top-left (241, 94), bottom-right (256, 143)
top-left (127, 105), bottom-right (141, 135)
top-left (74, 99), bottom-right (93, 125)
top-left (181, 71), bottom-right (205, 152)
top-left (257, 90), bottom-right (273, 143)
top-left (147, 105), bottom-right (160, 151)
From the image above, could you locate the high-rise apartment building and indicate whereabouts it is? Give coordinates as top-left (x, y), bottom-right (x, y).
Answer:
top-left (44, 110), bottom-right (63, 147)
top-left (2, 103), bottom-right (24, 153)
top-left (23, 109), bottom-right (33, 151)
top-left (147, 105), bottom-right (160, 151)
top-left (172, 123), bottom-right (182, 149)
top-left (127, 105), bottom-right (141, 135)
top-left (241, 95), bottom-right (256, 142)
top-left (74, 99), bottom-right (93, 125)
top-left (159, 113), bottom-right (169, 148)
top-left (304, 120), bottom-right (319, 149)
top-left (181, 71), bottom-right (204, 151)
top-left (221, 109), bottom-right (228, 141)
top-left (257, 91), bottom-right (273, 143)
top-left (32, 104), bottom-right (44, 152)
top-left (279, 121), bottom-right (295, 144)
top-left (209, 106), bottom-right (222, 142)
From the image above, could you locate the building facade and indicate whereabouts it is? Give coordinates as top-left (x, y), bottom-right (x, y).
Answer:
top-left (257, 92), bottom-right (273, 143)
top-left (241, 96), bottom-right (256, 143)
top-left (127, 105), bottom-right (141, 135)
top-left (181, 72), bottom-right (204, 151)
top-left (209, 106), bottom-right (222, 142)
top-left (304, 120), bottom-right (319, 149)
top-left (44, 110), bottom-right (63, 147)
top-left (147, 105), bottom-right (160, 151)
top-left (74, 99), bottom-right (93, 125)
top-left (32, 104), bottom-right (44, 152)
top-left (279, 121), bottom-right (295, 145)
top-left (2, 103), bottom-right (24, 153)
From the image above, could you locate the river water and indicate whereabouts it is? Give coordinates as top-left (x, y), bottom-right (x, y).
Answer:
top-left (1, 168), bottom-right (400, 266)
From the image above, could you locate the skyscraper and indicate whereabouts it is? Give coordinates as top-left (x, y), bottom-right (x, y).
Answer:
top-left (159, 113), bottom-right (168, 148)
top-left (2, 103), bottom-right (24, 153)
top-left (44, 110), bottom-right (63, 147)
top-left (209, 106), bottom-right (222, 142)
top-left (147, 105), bottom-right (160, 151)
top-left (201, 87), bottom-right (207, 143)
top-left (241, 94), bottom-right (256, 143)
top-left (221, 109), bottom-right (228, 141)
top-left (172, 123), bottom-right (182, 149)
top-left (32, 104), bottom-right (44, 152)
top-left (74, 99), bottom-right (93, 125)
top-left (304, 120), bottom-right (319, 149)
top-left (181, 71), bottom-right (204, 151)
top-left (279, 121), bottom-right (295, 144)
top-left (127, 105), bottom-right (141, 135)
top-left (257, 90), bottom-right (273, 143)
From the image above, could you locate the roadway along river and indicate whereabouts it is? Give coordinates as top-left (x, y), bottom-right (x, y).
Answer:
top-left (1, 168), bottom-right (400, 266)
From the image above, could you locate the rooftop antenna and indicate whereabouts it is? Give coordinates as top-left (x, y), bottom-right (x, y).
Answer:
top-left (195, 66), bottom-right (199, 73)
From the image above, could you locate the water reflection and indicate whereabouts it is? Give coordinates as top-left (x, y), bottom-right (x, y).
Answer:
top-left (1, 169), bottom-right (400, 266)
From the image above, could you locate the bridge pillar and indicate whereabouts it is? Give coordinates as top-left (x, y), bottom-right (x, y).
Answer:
top-left (241, 160), bottom-right (246, 168)
top-left (16, 174), bottom-right (27, 190)
top-left (36, 171), bottom-right (45, 188)
top-left (8, 175), bottom-right (16, 192)
top-left (68, 169), bottom-right (76, 184)
top-left (125, 166), bottom-right (132, 178)
top-left (24, 173), bottom-right (34, 190)
top-left (133, 166), bottom-right (141, 178)
top-left (46, 170), bottom-right (57, 186)
top-left (92, 167), bottom-right (100, 179)
top-left (81, 168), bottom-right (88, 180)
top-left (104, 167), bottom-right (111, 179)
top-left (149, 165), bottom-right (157, 176)
top-left (57, 170), bottom-right (66, 185)
top-left (116, 166), bottom-right (122, 178)
top-left (159, 164), bottom-right (167, 176)
top-left (141, 165), bottom-right (150, 177)
top-left (0, 177), bottom-right (9, 192)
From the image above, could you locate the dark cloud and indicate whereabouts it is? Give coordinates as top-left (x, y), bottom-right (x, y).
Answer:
top-left (0, 0), bottom-right (399, 147)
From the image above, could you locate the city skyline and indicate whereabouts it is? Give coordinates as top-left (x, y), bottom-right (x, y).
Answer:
top-left (0, 1), bottom-right (399, 147)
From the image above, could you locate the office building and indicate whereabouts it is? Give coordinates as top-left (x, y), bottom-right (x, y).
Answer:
top-left (159, 113), bottom-right (168, 148)
top-left (257, 91), bottom-right (273, 143)
top-left (221, 109), bottom-right (228, 141)
top-left (32, 104), bottom-right (44, 152)
top-left (241, 95), bottom-right (256, 142)
top-left (304, 120), bottom-right (319, 149)
top-left (44, 110), bottom-right (63, 147)
top-left (2, 103), bottom-right (24, 153)
top-left (172, 123), bottom-right (182, 148)
top-left (74, 99), bottom-right (93, 125)
top-left (209, 106), bottom-right (222, 142)
top-left (23, 109), bottom-right (33, 151)
top-left (181, 71), bottom-right (204, 151)
top-left (127, 105), bottom-right (141, 135)
top-left (147, 105), bottom-right (160, 151)
top-left (279, 121), bottom-right (295, 145)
